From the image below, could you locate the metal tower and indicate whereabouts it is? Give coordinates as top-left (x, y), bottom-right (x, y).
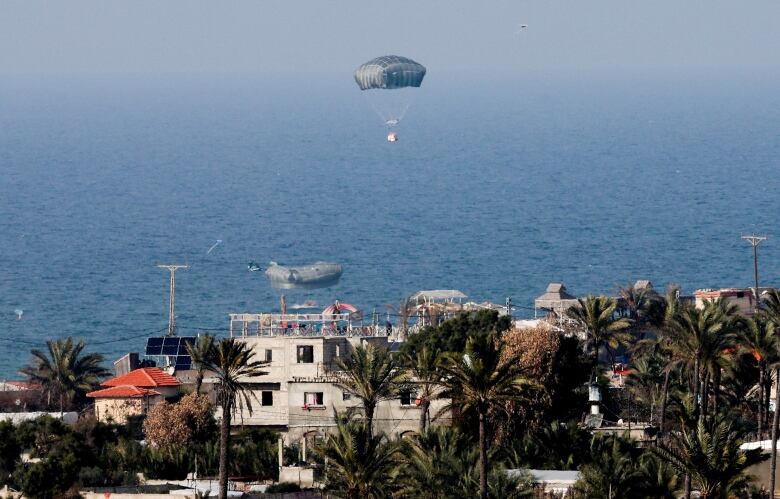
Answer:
top-left (158, 264), bottom-right (189, 337)
top-left (741, 235), bottom-right (767, 311)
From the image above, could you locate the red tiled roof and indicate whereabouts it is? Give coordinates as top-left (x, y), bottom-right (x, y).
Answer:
top-left (87, 385), bottom-right (161, 398)
top-left (102, 367), bottom-right (181, 388)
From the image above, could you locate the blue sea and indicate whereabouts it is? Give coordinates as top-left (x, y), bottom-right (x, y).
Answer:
top-left (1, 70), bottom-right (779, 377)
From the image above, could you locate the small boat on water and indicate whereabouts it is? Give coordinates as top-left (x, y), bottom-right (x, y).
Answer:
top-left (247, 262), bottom-right (263, 272)
top-left (265, 261), bottom-right (343, 289)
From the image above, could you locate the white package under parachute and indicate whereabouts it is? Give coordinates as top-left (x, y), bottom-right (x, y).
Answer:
top-left (354, 55), bottom-right (426, 129)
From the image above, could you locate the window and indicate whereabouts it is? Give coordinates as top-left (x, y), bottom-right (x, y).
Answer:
top-left (304, 392), bottom-right (324, 406)
top-left (297, 345), bottom-right (314, 363)
top-left (264, 349), bottom-right (273, 362)
top-left (400, 390), bottom-right (417, 406)
top-left (261, 391), bottom-right (273, 406)
top-left (342, 391), bottom-right (351, 401)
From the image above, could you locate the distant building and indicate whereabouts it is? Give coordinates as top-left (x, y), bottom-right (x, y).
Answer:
top-left (694, 288), bottom-right (758, 316)
top-left (87, 367), bottom-right (180, 424)
top-left (220, 312), bottom-right (449, 449)
top-left (534, 283), bottom-right (578, 318)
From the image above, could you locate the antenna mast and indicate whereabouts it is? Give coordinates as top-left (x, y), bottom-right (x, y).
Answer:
top-left (158, 264), bottom-right (189, 337)
top-left (741, 235), bottom-right (767, 312)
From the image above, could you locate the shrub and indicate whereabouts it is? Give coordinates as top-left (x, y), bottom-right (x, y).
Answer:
top-left (266, 482), bottom-right (301, 493)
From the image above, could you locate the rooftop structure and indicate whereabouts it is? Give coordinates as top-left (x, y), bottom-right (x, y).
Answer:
top-left (534, 282), bottom-right (578, 317)
top-left (102, 367), bottom-right (180, 388)
top-left (694, 287), bottom-right (761, 316)
top-left (229, 307), bottom-right (378, 338)
top-left (409, 289), bottom-right (467, 304)
top-left (87, 367), bottom-right (180, 423)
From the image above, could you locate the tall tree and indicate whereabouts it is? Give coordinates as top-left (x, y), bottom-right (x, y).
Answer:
top-left (204, 337), bottom-right (268, 499)
top-left (618, 282), bottom-right (663, 337)
top-left (566, 295), bottom-right (632, 382)
top-left (20, 337), bottom-right (109, 414)
top-left (739, 316), bottom-right (778, 437)
top-left (403, 346), bottom-right (442, 431)
top-left (397, 426), bottom-right (532, 499)
top-left (574, 434), bottom-right (644, 499)
top-left (336, 344), bottom-right (405, 438)
top-left (666, 300), bottom-right (737, 416)
top-left (762, 289), bottom-right (780, 496)
top-left (314, 414), bottom-right (398, 499)
top-left (652, 414), bottom-right (765, 499)
top-left (438, 333), bottom-right (529, 499)
top-left (185, 333), bottom-right (215, 395)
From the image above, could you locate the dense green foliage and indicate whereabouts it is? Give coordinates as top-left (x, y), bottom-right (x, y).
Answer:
top-left (12, 286), bottom-right (780, 498)
top-left (0, 414), bottom-right (281, 498)
top-left (400, 309), bottom-right (511, 357)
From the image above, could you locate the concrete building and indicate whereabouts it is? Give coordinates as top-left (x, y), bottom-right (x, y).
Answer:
top-left (221, 312), bottom-right (449, 446)
top-left (694, 288), bottom-right (757, 316)
top-left (87, 367), bottom-right (180, 424)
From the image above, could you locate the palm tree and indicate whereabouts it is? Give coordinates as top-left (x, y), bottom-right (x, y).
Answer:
top-left (618, 282), bottom-right (663, 337)
top-left (398, 297), bottom-right (414, 341)
top-left (637, 453), bottom-right (680, 499)
top-left (404, 346), bottom-right (442, 431)
top-left (186, 333), bottom-right (214, 395)
top-left (666, 300), bottom-right (737, 416)
top-left (336, 343), bottom-right (405, 438)
top-left (739, 316), bottom-right (778, 437)
top-left (566, 295), bottom-right (632, 382)
top-left (396, 427), bottom-right (532, 499)
top-left (395, 426), bottom-right (471, 499)
top-left (507, 420), bottom-right (591, 471)
top-left (438, 333), bottom-right (528, 499)
top-left (20, 337), bottom-right (109, 414)
top-left (762, 289), bottom-right (780, 495)
top-left (652, 286), bottom-right (684, 434)
top-left (625, 354), bottom-right (665, 425)
top-left (203, 337), bottom-right (268, 499)
top-left (314, 413), bottom-right (398, 499)
top-left (652, 414), bottom-right (765, 499)
top-left (574, 434), bottom-right (643, 498)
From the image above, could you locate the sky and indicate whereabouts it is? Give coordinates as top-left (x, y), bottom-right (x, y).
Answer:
top-left (0, 0), bottom-right (779, 77)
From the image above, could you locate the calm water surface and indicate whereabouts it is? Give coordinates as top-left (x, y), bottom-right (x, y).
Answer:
top-left (1, 71), bottom-right (779, 377)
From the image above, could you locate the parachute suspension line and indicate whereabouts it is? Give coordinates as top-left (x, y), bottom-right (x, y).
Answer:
top-left (362, 92), bottom-right (392, 125)
top-left (393, 103), bottom-right (411, 126)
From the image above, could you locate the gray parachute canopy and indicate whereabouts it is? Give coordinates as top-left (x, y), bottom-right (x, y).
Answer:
top-left (354, 55), bottom-right (426, 90)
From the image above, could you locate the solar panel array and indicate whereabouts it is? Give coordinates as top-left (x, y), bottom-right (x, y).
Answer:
top-left (145, 336), bottom-right (195, 370)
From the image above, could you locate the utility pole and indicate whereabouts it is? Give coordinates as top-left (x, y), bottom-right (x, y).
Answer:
top-left (158, 264), bottom-right (189, 337)
top-left (741, 235), bottom-right (767, 312)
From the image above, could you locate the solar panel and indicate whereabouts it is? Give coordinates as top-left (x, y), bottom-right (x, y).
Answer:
top-left (145, 336), bottom-right (196, 370)
top-left (145, 337), bottom-right (164, 356)
top-left (174, 355), bottom-right (192, 370)
top-left (162, 337), bottom-right (180, 355)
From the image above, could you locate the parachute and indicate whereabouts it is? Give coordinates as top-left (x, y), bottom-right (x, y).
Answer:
top-left (354, 55), bottom-right (426, 128)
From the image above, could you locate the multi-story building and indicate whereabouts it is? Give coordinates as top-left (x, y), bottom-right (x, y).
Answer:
top-left (218, 311), bottom-right (449, 446)
top-left (694, 287), bottom-right (761, 316)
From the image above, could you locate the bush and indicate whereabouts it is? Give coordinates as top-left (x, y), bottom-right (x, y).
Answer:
top-left (266, 482), bottom-right (301, 493)
top-left (143, 393), bottom-right (215, 447)
top-left (0, 421), bottom-right (21, 485)
top-left (143, 446), bottom-right (192, 480)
